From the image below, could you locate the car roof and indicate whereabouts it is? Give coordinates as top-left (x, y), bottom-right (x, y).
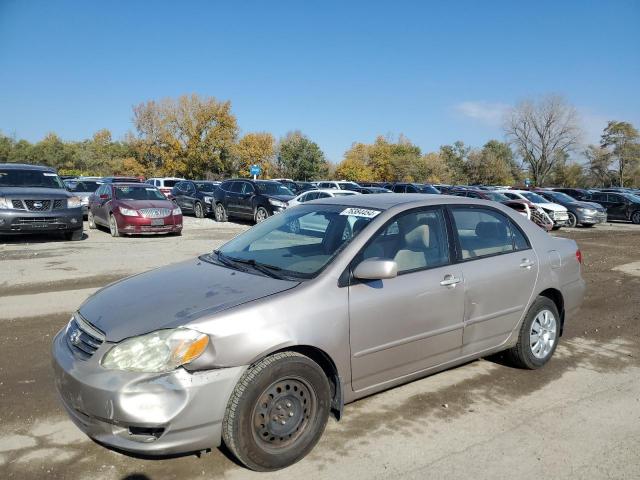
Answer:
top-left (0, 163), bottom-right (56, 172)
top-left (310, 192), bottom-right (482, 210)
top-left (304, 188), bottom-right (359, 195)
top-left (109, 182), bottom-right (154, 187)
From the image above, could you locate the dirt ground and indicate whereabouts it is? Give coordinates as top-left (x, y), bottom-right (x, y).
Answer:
top-left (0, 217), bottom-right (639, 480)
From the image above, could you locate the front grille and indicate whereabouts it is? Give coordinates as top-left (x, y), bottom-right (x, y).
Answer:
top-left (139, 208), bottom-right (171, 218)
top-left (24, 200), bottom-right (52, 211)
top-left (52, 199), bottom-right (66, 210)
top-left (11, 200), bottom-right (24, 209)
top-left (17, 217), bottom-right (63, 223)
top-left (65, 314), bottom-right (105, 360)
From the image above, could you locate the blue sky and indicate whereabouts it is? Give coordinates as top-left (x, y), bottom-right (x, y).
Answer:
top-left (1, 0), bottom-right (639, 163)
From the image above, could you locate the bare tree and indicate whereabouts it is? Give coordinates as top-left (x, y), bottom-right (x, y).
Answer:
top-left (505, 96), bottom-right (581, 186)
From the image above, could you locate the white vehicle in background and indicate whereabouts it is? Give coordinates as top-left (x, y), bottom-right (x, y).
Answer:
top-left (316, 180), bottom-right (362, 191)
top-left (496, 189), bottom-right (569, 229)
top-left (287, 188), bottom-right (360, 207)
top-left (146, 177), bottom-right (185, 197)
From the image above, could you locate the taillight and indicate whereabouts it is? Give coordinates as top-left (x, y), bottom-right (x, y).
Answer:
top-left (576, 249), bottom-right (582, 264)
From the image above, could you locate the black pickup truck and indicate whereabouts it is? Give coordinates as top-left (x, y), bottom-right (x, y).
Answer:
top-left (0, 163), bottom-right (84, 240)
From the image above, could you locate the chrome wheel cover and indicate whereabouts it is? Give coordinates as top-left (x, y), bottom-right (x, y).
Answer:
top-left (530, 309), bottom-right (557, 359)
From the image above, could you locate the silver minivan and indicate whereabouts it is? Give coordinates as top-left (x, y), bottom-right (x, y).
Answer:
top-left (52, 194), bottom-right (585, 471)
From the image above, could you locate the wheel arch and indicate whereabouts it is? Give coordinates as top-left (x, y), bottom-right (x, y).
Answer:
top-left (255, 344), bottom-right (344, 421)
top-left (538, 288), bottom-right (565, 336)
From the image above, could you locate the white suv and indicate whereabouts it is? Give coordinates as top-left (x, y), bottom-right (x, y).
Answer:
top-left (146, 177), bottom-right (185, 197)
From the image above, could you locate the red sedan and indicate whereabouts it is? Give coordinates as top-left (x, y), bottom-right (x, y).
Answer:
top-left (88, 183), bottom-right (182, 237)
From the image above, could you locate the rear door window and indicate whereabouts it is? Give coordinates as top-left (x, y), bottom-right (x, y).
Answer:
top-left (230, 182), bottom-right (244, 193)
top-left (450, 207), bottom-right (530, 260)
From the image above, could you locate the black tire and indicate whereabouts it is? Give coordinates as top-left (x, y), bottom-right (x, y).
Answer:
top-left (214, 203), bottom-right (228, 222)
top-left (631, 211), bottom-right (640, 225)
top-left (505, 296), bottom-right (560, 369)
top-left (87, 211), bottom-right (97, 229)
top-left (109, 214), bottom-right (120, 237)
top-left (63, 229), bottom-right (83, 241)
top-left (194, 201), bottom-right (205, 219)
top-left (222, 352), bottom-right (331, 471)
top-left (566, 212), bottom-right (577, 228)
top-left (255, 206), bottom-right (269, 224)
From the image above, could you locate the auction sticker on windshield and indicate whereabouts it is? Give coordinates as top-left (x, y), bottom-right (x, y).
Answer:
top-left (340, 207), bottom-right (381, 218)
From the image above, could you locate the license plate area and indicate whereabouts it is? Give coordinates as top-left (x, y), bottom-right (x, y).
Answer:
top-left (151, 219), bottom-right (164, 226)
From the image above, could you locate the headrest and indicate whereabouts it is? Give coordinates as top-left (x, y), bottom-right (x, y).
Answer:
top-left (475, 221), bottom-right (507, 239)
top-left (404, 224), bottom-right (430, 249)
top-left (352, 218), bottom-right (369, 237)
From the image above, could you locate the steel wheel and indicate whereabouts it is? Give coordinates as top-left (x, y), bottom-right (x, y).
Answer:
top-left (195, 201), bottom-right (204, 218)
top-left (530, 309), bottom-right (557, 359)
top-left (256, 207), bottom-right (269, 223)
top-left (252, 377), bottom-right (316, 451)
top-left (566, 212), bottom-right (577, 228)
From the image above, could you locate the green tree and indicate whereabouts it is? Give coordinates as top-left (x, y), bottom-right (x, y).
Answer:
top-left (439, 141), bottom-right (470, 183)
top-left (277, 131), bottom-right (328, 180)
top-left (583, 145), bottom-right (613, 187)
top-left (600, 121), bottom-right (640, 187)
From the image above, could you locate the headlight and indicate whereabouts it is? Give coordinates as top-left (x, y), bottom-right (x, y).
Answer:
top-left (172, 207), bottom-right (182, 215)
top-left (81, 197), bottom-right (89, 205)
top-left (102, 328), bottom-right (209, 373)
top-left (67, 196), bottom-right (82, 208)
top-left (0, 197), bottom-right (9, 209)
top-left (119, 207), bottom-right (139, 216)
top-left (268, 198), bottom-right (286, 207)
top-left (203, 196), bottom-right (213, 204)
top-left (577, 207), bottom-right (596, 215)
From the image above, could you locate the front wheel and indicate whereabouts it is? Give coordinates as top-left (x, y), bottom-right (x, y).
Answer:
top-left (87, 211), bottom-right (96, 229)
top-left (109, 214), bottom-right (120, 237)
top-left (194, 201), bottom-right (205, 218)
top-left (214, 203), bottom-right (227, 222)
top-left (255, 206), bottom-right (269, 224)
top-left (631, 211), bottom-right (640, 225)
top-left (222, 352), bottom-right (331, 471)
top-left (505, 296), bottom-right (560, 369)
top-left (566, 212), bottom-right (577, 228)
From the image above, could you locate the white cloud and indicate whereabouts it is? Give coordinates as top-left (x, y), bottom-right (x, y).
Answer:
top-left (454, 101), bottom-right (511, 126)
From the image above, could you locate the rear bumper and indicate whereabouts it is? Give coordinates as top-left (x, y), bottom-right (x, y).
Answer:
top-left (0, 208), bottom-right (83, 234)
top-left (563, 277), bottom-right (586, 324)
top-left (52, 330), bottom-right (246, 455)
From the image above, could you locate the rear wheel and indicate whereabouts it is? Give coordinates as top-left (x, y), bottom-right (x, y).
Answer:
top-left (506, 296), bottom-right (560, 369)
top-left (255, 206), bottom-right (269, 224)
top-left (631, 211), bottom-right (640, 225)
top-left (222, 352), bottom-right (331, 471)
top-left (214, 203), bottom-right (227, 222)
top-left (109, 214), bottom-right (120, 237)
top-left (87, 211), bottom-right (96, 229)
top-left (194, 201), bottom-right (205, 218)
top-left (566, 212), bottom-right (577, 228)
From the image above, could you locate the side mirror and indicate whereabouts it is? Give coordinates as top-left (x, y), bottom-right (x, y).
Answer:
top-left (353, 258), bottom-right (398, 280)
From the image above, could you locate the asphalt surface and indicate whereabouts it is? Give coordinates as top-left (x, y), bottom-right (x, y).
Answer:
top-left (1, 217), bottom-right (639, 480)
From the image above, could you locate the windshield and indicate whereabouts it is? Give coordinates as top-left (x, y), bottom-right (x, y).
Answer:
top-left (213, 204), bottom-right (381, 279)
top-left (255, 182), bottom-right (294, 196)
top-left (0, 169), bottom-right (65, 189)
top-left (65, 180), bottom-right (101, 193)
top-left (195, 182), bottom-right (216, 192)
top-left (546, 191), bottom-right (575, 203)
top-left (114, 185), bottom-right (166, 200)
top-left (485, 192), bottom-right (510, 202)
top-left (521, 192), bottom-right (548, 204)
top-left (417, 184), bottom-right (440, 193)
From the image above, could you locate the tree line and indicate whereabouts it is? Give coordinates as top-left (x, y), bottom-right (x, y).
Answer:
top-left (1, 94), bottom-right (638, 187)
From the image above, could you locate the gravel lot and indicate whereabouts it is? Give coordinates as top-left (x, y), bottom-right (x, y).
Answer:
top-left (1, 217), bottom-right (639, 480)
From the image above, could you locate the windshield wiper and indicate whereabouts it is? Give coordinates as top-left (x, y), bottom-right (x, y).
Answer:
top-left (224, 256), bottom-right (287, 280)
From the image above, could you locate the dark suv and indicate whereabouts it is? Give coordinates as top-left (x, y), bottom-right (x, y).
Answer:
top-left (0, 163), bottom-right (84, 240)
top-left (391, 183), bottom-right (440, 194)
top-left (587, 191), bottom-right (640, 224)
top-left (213, 179), bottom-right (294, 223)
top-left (171, 180), bottom-right (219, 218)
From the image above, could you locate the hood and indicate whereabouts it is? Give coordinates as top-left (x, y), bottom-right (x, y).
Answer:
top-left (117, 199), bottom-right (175, 210)
top-left (78, 258), bottom-right (299, 342)
top-left (0, 187), bottom-right (71, 198)
top-left (570, 200), bottom-right (604, 210)
top-left (538, 202), bottom-right (567, 212)
top-left (265, 194), bottom-right (295, 202)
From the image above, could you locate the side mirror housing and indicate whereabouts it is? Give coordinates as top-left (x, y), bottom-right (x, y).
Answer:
top-left (353, 258), bottom-right (398, 280)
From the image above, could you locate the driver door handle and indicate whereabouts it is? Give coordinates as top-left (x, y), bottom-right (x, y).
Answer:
top-left (440, 275), bottom-right (462, 287)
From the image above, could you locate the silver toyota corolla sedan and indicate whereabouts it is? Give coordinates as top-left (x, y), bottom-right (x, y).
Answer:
top-left (52, 194), bottom-right (585, 471)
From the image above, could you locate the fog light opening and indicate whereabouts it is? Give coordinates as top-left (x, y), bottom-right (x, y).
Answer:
top-left (128, 426), bottom-right (164, 442)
